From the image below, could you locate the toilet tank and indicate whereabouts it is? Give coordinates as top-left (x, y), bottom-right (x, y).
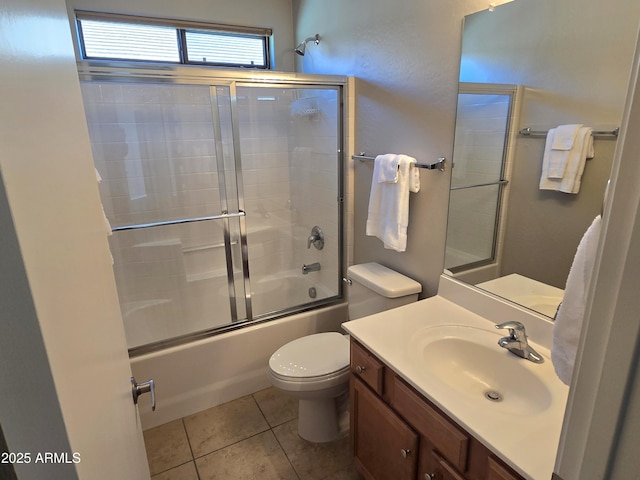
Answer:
top-left (347, 263), bottom-right (422, 320)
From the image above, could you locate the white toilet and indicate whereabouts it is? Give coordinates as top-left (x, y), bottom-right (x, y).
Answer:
top-left (268, 262), bottom-right (421, 442)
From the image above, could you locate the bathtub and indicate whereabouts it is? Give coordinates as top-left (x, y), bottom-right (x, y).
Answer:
top-left (251, 270), bottom-right (336, 315)
top-left (130, 302), bottom-right (347, 429)
top-left (121, 266), bottom-right (338, 350)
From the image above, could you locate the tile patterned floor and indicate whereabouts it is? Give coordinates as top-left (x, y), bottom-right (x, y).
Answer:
top-left (144, 387), bottom-right (362, 480)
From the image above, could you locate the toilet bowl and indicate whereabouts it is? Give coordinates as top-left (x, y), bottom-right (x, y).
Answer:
top-left (268, 263), bottom-right (421, 443)
top-left (268, 332), bottom-right (350, 443)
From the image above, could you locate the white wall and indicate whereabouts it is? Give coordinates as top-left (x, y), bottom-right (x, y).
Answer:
top-left (293, 0), bottom-right (490, 296)
top-left (66, 0), bottom-right (296, 72)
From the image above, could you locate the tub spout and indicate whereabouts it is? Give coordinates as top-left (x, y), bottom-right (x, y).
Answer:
top-left (302, 262), bottom-right (321, 275)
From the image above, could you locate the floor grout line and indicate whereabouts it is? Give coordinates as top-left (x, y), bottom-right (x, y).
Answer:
top-left (180, 418), bottom-right (201, 480)
top-left (270, 419), bottom-right (302, 480)
top-left (149, 388), bottom-right (358, 480)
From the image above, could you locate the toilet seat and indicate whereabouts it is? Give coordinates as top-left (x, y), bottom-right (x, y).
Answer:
top-left (269, 332), bottom-right (350, 381)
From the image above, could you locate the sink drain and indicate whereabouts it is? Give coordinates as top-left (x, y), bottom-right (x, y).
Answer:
top-left (484, 390), bottom-right (504, 402)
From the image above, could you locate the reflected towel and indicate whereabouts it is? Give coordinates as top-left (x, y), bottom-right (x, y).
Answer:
top-left (551, 215), bottom-right (602, 385)
top-left (540, 126), bottom-right (594, 193)
top-left (366, 154), bottom-right (419, 252)
top-left (548, 124), bottom-right (583, 177)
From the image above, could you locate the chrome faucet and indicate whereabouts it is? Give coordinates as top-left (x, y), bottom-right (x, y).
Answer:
top-left (302, 262), bottom-right (321, 275)
top-left (307, 226), bottom-right (324, 250)
top-left (495, 321), bottom-right (544, 364)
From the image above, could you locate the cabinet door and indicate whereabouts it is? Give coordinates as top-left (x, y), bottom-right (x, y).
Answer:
top-left (487, 457), bottom-right (522, 480)
top-left (433, 451), bottom-right (467, 480)
top-left (351, 377), bottom-right (418, 480)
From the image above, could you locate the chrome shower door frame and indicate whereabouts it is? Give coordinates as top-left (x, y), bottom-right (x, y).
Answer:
top-left (78, 62), bottom-right (347, 355)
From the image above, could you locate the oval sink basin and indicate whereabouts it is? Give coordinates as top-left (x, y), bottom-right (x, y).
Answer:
top-left (408, 325), bottom-right (552, 415)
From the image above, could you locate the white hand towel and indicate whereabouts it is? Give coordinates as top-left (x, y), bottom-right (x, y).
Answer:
top-left (552, 124), bottom-right (583, 151)
top-left (551, 215), bottom-right (602, 385)
top-left (366, 154), bottom-right (418, 252)
top-left (540, 127), bottom-right (594, 193)
top-left (547, 124), bottom-right (583, 178)
top-left (403, 154), bottom-right (421, 193)
top-left (374, 154), bottom-right (399, 183)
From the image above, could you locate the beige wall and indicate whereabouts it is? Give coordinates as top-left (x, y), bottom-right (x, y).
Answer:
top-left (294, 0), bottom-right (640, 294)
top-left (293, 0), bottom-right (489, 296)
top-left (461, 0), bottom-right (640, 288)
top-left (66, 0), bottom-right (296, 71)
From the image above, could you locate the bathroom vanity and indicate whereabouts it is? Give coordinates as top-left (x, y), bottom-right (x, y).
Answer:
top-left (350, 338), bottom-right (522, 480)
top-left (343, 275), bottom-right (569, 480)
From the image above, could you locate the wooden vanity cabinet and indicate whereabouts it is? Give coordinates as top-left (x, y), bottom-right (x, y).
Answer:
top-left (350, 339), bottom-right (524, 480)
top-left (351, 377), bottom-right (418, 480)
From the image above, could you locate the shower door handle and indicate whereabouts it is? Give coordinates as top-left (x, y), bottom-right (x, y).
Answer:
top-left (131, 376), bottom-right (156, 412)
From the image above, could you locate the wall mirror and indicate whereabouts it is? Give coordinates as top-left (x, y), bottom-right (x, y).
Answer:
top-left (445, 0), bottom-right (639, 317)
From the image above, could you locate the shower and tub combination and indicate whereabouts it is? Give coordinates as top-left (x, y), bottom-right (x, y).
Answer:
top-left (78, 65), bottom-right (348, 426)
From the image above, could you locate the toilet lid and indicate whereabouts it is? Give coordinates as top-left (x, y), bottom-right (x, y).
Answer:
top-left (269, 332), bottom-right (350, 379)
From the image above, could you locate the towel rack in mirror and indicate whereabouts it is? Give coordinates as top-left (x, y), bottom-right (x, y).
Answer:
top-left (352, 152), bottom-right (447, 171)
top-left (518, 127), bottom-right (620, 138)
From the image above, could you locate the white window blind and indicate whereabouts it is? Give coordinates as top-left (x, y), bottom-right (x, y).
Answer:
top-left (80, 20), bottom-right (180, 62)
top-left (76, 12), bottom-right (270, 69)
top-left (185, 31), bottom-right (266, 67)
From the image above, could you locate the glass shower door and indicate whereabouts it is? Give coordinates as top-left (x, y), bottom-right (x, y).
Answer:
top-left (81, 81), bottom-right (247, 350)
top-left (80, 77), bottom-right (344, 353)
top-left (445, 85), bottom-right (517, 272)
top-left (235, 84), bottom-right (342, 317)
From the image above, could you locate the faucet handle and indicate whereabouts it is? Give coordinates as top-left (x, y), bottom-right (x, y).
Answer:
top-left (495, 321), bottom-right (526, 340)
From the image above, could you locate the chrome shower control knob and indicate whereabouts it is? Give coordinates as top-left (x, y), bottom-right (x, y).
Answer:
top-left (307, 226), bottom-right (324, 250)
top-left (355, 365), bottom-right (366, 374)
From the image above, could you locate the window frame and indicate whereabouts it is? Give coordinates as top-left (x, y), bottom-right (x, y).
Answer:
top-left (75, 11), bottom-right (272, 69)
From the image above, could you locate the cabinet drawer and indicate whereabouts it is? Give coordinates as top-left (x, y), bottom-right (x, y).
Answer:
top-left (351, 340), bottom-right (385, 395)
top-left (392, 376), bottom-right (469, 472)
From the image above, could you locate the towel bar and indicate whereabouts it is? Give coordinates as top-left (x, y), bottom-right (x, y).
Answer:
top-left (111, 210), bottom-right (246, 232)
top-left (518, 127), bottom-right (619, 138)
top-left (352, 153), bottom-right (446, 171)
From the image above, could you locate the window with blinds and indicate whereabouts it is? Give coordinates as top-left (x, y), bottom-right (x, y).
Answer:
top-left (76, 12), bottom-right (271, 69)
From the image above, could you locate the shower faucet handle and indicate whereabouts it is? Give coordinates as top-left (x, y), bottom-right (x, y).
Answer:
top-left (307, 226), bottom-right (324, 250)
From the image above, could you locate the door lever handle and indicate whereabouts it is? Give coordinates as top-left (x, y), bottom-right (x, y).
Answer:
top-left (131, 376), bottom-right (156, 411)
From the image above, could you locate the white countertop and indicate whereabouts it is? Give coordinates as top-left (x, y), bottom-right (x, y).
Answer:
top-left (343, 279), bottom-right (569, 480)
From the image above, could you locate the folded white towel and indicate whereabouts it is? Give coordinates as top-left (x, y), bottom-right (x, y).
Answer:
top-left (551, 124), bottom-right (583, 151)
top-left (547, 124), bottom-right (583, 178)
top-left (374, 154), bottom-right (399, 183)
top-left (404, 154), bottom-right (421, 193)
top-left (540, 126), bottom-right (594, 193)
top-left (366, 155), bottom-right (419, 252)
top-left (551, 215), bottom-right (602, 385)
